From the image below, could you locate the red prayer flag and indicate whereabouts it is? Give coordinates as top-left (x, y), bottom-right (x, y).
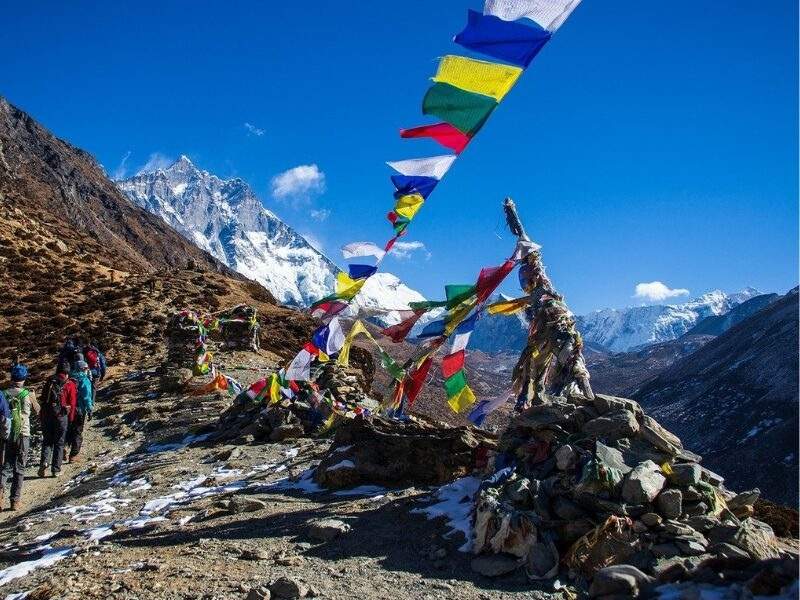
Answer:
top-left (303, 341), bottom-right (320, 356)
top-left (381, 310), bottom-right (425, 343)
top-left (400, 123), bottom-right (471, 154)
top-left (476, 259), bottom-right (515, 302)
top-left (405, 356), bottom-right (433, 407)
top-left (441, 350), bottom-right (466, 379)
top-left (384, 236), bottom-right (399, 252)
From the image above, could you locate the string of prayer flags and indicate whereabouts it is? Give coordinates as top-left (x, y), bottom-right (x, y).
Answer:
top-left (484, 0), bottom-right (581, 31)
top-left (422, 82), bottom-right (497, 136)
top-left (451, 312), bottom-right (478, 353)
top-left (348, 264), bottom-right (378, 280)
top-left (311, 316), bottom-right (346, 356)
top-left (445, 284), bottom-right (477, 309)
top-left (336, 320), bottom-right (372, 367)
top-left (400, 123), bottom-right (471, 154)
top-left (444, 367), bottom-right (477, 413)
top-left (381, 310), bottom-right (426, 342)
top-left (454, 10), bottom-right (551, 68)
top-left (387, 155), bottom-right (457, 180)
top-left (379, 350), bottom-right (406, 382)
top-left (434, 55), bottom-right (522, 102)
top-left (487, 295), bottom-right (529, 315)
top-left (336, 271), bottom-right (368, 300)
top-left (342, 241), bottom-right (386, 262)
top-left (310, 300), bottom-right (348, 323)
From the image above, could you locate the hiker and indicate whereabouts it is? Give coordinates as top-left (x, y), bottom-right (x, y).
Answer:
top-left (82, 341), bottom-right (106, 383)
top-left (38, 363), bottom-right (77, 478)
top-left (66, 360), bottom-right (93, 463)
top-left (57, 337), bottom-right (80, 373)
top-left (1, 364), bottom-right (38, 510)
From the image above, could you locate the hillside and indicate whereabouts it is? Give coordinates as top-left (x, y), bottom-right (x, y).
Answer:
top-left (0, 97), bottom-right (317, 381)
top-left (635, 288), bottom-right (799, 505)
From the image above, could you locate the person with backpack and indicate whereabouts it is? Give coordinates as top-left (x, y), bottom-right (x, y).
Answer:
top-left (66, 360), bottom-right (93, 463)
top-left (1, 363), bottom-right (37, 511)
top-left (0, 391), bottom-right (9, 464)
top-left (57, 338), bottom-right (79, 373)
top-left (83, 342), bottom-right (106, 383)
top-left (38, 363), bottom-right (77, 478)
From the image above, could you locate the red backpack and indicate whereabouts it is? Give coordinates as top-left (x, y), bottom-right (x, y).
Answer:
top-left (85, 347), bottom-right (100, 369)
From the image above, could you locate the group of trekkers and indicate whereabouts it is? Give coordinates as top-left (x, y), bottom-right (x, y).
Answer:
top-left (0, 338), bottom-right (106, 511)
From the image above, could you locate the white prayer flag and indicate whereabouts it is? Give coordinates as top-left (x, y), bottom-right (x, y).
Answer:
top-left (285, 348), bottom-right (313, 381)
top-left (341, 241), bottom-right (386, 261)
top-left (484, 0), bottom-right (581, 31)
top-left (325, 317), bottom-right (346, 355)
top-left (386, 155), bottom-right (457, 180)
top-left (512, 239), bottom-right (541, 261)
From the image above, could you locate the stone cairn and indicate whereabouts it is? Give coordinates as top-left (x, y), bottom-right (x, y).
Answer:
top-left (470, 392), bottom-right (796, 597)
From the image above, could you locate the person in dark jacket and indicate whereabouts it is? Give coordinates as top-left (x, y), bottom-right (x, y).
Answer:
top-left (83, 342), bottom-right (107, 383)
top-left (57, 338), bottom-right (80, 373)
top-left (38, 364), bottom-right (77, 478)
top-left (66, 360), bottom-right (92, 462)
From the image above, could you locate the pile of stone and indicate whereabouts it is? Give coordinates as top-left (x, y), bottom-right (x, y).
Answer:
top-left (315, 413), bottom-right (497, 489)
top-left (471, 392), bottom-right (797, 597)
top-left (218, 304), bottom-right (260, 351)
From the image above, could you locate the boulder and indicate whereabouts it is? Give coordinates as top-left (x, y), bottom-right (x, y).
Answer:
top-left (622, 461), bottom-right (666, 504)
top-left (246, 586), bottom-right (271, 600)
top-left (639, 416), bottom-right (683, 455)
top-left (555, 444), bottom-right (577, 470)
top-left (589, 565), bottom-right (654, 597)
top-left (656, 489), bottom-right (683, 520)
top-left (307, 518), bottom-right (351, 542)
top-left (583, 409), bottom-right (639, 440)
top-left (593, 394), bottom-right (643, 418)
top-left (667, 463), bottom-right (701, 487)
top-left (269, 577), bottom-right (308, 599)
top-left (470, 554), bottom-right (521, 577)
top-left (641, 513), bottom-right (663, 528)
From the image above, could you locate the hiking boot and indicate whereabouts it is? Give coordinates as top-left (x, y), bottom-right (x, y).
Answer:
top-left (70, 454), bottom-right (80, 463)
top-left (63, 448), bottom-right (69, 462)
top-left (52, 469), bottom-right (61, 478)
top-left (9, 499), bottom-right (20, 511)
top-left (38, 466), bottom-right (47, 478)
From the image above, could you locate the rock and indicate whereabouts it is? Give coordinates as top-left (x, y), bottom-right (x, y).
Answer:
top-left (729, 519), bottom-right (781, 560)
top-left (246, 586), bottom-right (271, 600)
top-left (596, 442), bottom-right (632, 474)
top-left (639, 416), bottom-right (683, 456)
top-left (229, 496), bottom-right (268, 514)
top-left (526, 538), bottom-right (559, 580)
top-left (651, 543), bottom-right (681, 559)
top-left (641, 513), bottom-right (662, 528)
top-left (700, 466), bottom-right (725, 486)
top-left (506, 478), bottom-right (532, 503)
top-left (269, 424), bottom-right (305, 442)
top-left (308, 518), bottom-right (351, 542)
top-left (675, 539), bottom-right (706, 555)
top-left (656, 489), bottom-right (683, 520)
top-left (708, 542), bottom-right (751, 560)
top-left (593, 394), bottom-right (643, 417)
top-left (667, 463), bottom-right (701, 486)
top-left (240, 548), bottom-right (270, 561)
top-left (274, 555), bottom-right (305, 567)
top-left (583, 409), bottom-right (639, 440)
top-left (683, 501), bottom-right (708, 516)
top-left (622, 460), bottom-right (666, 504)
top-left (728, 489), bottom-right (760, 511)
top-left (470, 554), bottom-right (521, 577)
top-left (555, 444), bottom-right (577, 470)
top-left (553, 497), bottom-right (588, 520)
top-left (215, 446), bottom-right (243, 462)
top-left (269, 577), bottom-right (308, 599)
top-left (589, 565), bottom-right (654, 597)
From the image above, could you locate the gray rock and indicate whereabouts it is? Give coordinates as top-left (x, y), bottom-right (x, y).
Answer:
top-left (667, 463), bottom-right (701, 486)
top-left (683, 501), bottom-right (709, 516)
top-left (246, 586), bottom-right (271, 600)
top-left (596, 442), bottom-right (632, 475)
top-left (651, 543), bottom-right (681, 559)
top-left (506, 478), bottom-right (531, 503)
top-left (656, 489), bottom-right (683, 519)
top-left (553, 497), bottom-right (587, 520)
top-left (229, 496), bottom-right (268, 514)
top-left (729, 518), bottom-right (781, 560)
top-left (470, 554), bottom-right (521, 577)
top-left (526, 538), bottom-right (559, 580)
top-left (269, 577), bottom-right (308, 599)
top-left (708, 542), bottom-right (751, 560)
top-left (685, 515), bottom-right (720, 533)
top-left (269, 424), bottom-right (305, 442)
top-left (639, 416), bottom-right (683, 456)
top-left (675, 539), bottom-right (707, 555)
top-left (593, 394), bottom-right (643, 417)
top-left (239, 548), bottom-right (270, 561)
top-left (622, 460), bottom-right (666, 504)
top-left (640, 512), bottom-right (662, 528)
top-left (555, 444), bottom-right (577, 470)
top-left (308, 518), bottom-right (351, 542)
top-left (583, 409), bottom-right (640, 440)
top-left (589, 565), bottom-right (654, 597)
top-left (727, 489), bottom-right (760, 510)
top-left (700, 466), bottom-right (724, 486)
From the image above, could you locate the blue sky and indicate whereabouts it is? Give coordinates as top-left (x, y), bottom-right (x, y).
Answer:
top-left (3, 1), bottom-right (797, 314)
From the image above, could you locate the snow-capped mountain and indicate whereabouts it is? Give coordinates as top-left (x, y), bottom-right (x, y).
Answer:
top-left (467, 288), bottom-right (763, 354)
top-left (117, 156), bottom-right (423, 319)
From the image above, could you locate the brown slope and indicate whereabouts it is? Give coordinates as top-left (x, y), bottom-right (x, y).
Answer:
top-left (0, 97), bottom-right (319, 387)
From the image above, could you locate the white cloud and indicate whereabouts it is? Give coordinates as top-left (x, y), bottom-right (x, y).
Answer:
top-left (270, 164), bottom-right (326, 206)
top-left (634, 281), bottom-right (690, 302)
top-left (111, 150), bottom-right (132, 180)
top-left (244, 122), bottom-right (265, 137)
top-left (390, 241), bottom-right (431, 260)
top-left (310, 208), bottom-right (330, 222)
top-left (137, 152), bottom-right (174, 175)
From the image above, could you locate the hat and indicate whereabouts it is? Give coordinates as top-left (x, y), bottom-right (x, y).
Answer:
top-left (10, 364), bottom-right (28, 382)
top-left (75, 360), bottom-right (89, 370)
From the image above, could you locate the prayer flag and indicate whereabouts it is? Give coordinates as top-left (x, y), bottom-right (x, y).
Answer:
top-left (512, 239), bottom-right (541, 260)
top-left (285, 348), bottom-right (314, 381)
top-left (387, 155), bottom-right (457, 180)
top-left (342, 241), bottom-right (386, 261)
top-left (442, 350), bottom-right (465, 379)
top-left (400, 123), bottom-right (471, 154)
top-left (325, 316), bottom-right (346, 355)
top-left (394, 193), bottom-right (425, 220)
top-left (484, 0), bottom-right (581, 31)
top-left (269, 373), bottom-right (281, 404)
top-left (476, 259), bottom-right (515, 302)
top-left (434, 55), bottom-right (522, 101)
top-left (405, 356), bottom-right (433, 407)
top-left (409, 299), bottom-right (449, 311)
top-left (487, 296), bottom-right (529, 315)
top-left (311, 325), bottom-right (330, 355)
top-left (337, 320), bottom-right (372, 367)
top-left (381, 310), bottom-right (425, 342)
top-left (418, 319), bottom-right (446, 339)
top-left (454, 10), bottom-right (551, 68)
top-left (422, 82), bottom-right (496, 136)
top-left (310, 300), bottom-right (348, 323)
top-left (467, 394), bottom-right (510, 426)
top-left (391, 175), bottom-right (439, 199)
top-left (444, 369), bottom-right (468, 398)
top-left (246, 378), bottom-right (267, 401)
top-left (445, 284), bottom-right (476, 308)
top-left (348, 264), bottom-right (378, 280)
top-left (336, 271), bottom-right (367, 299)
top-left (451, 312), bottom-right (478, 353)
top-left (445, 301), bottom-right (475, 335)
top-left (379, 350), bottom-right (405, 381)
top-left (448, 384), bottom-right (477, 413)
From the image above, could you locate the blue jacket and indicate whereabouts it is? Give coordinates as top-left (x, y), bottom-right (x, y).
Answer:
top-left (0, 390), bottom-right (9, 420)
top-left (71, 370), bottom-right (93, 414)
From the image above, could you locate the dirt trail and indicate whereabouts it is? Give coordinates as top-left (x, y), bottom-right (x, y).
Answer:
top-left (0, 359), bottom-right (569, 600)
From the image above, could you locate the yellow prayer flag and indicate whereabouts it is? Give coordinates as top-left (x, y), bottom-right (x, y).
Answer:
top-left (268, 374), bottom-right (281, 404)
top-left (448, 385), bottom-right (477, 413)
top-left (336, 271), bottom-right (367, 300)
top-left (434, 55), bottom-right (522, 101)
top-left (488, 297), bottom-right (529, 315)
top-left (445, 299), bottom-right (477, 336)
top-left (394, 194), bottom-right (425, 220)
top-left (337, 320), bottom-right (373, 367)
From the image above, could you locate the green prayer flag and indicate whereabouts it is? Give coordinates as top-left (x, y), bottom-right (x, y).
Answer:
top-left (445, 284), bottom-right (476, 309)
top-left (409, 300), bottom-right (448, 311)
top-left (422, 82), bottom-right (497, 135)
top-left (380, 350), bottom-right (406, 382)
top-left (444, 369), bottom-right (468, 398)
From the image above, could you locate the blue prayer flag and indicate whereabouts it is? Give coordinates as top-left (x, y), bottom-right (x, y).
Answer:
top-left (454, 10), bottom-right (551, 68)
top-left (391, 175), bottom-right (439, 200)
top-left (311, 324), bottom-right (329, 353)
top-left (349, 264), bottom-right (378, 280)
top-left (417, 319), bottom-right (446, 339)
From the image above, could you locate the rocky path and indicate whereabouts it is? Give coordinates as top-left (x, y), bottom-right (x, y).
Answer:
top-left (0, 366), bottom-right (569, 600)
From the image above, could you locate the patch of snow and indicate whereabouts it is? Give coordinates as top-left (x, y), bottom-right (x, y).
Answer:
top-left (332, 485), bottom-right (386, 498)
top-left (326, 459), bottom-right (355, 472)
top-left (0, 546), bottom-right (74, 586)
top-left (266, 469), bottom-right (323, 494)
top-left (411, 476), bottom-right (481, 552)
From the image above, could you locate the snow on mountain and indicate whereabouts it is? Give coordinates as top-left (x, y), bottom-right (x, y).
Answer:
top-left (117, 156), bottom-right (422, 319)
top-left (468, 288), bottom-right (763, 354)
